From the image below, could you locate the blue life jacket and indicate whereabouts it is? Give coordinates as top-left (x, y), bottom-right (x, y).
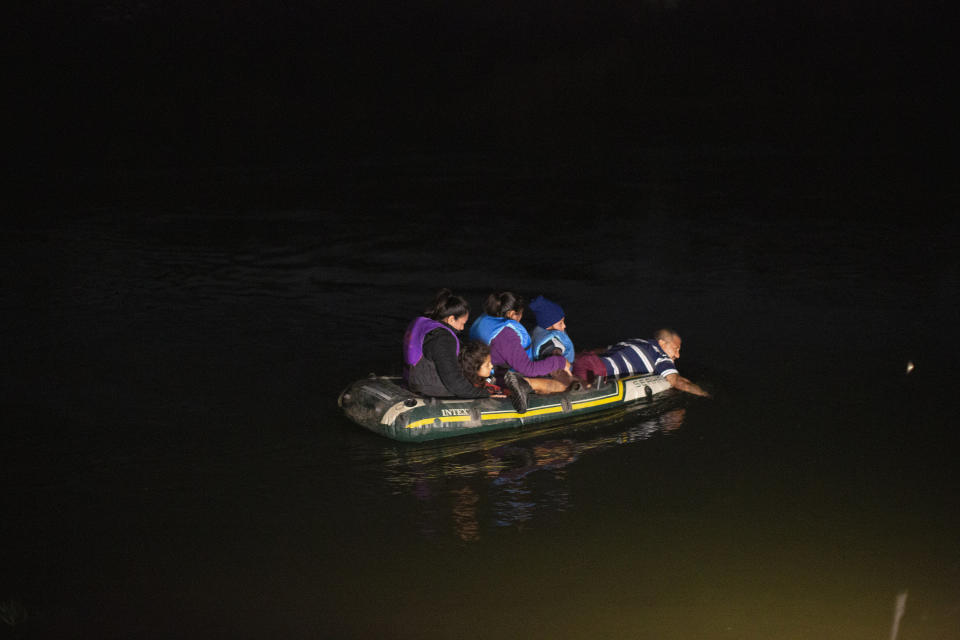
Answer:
top-left (468, 313), bottom-right (534, 359)
top-left (530, 326), bottom-right (575, 363)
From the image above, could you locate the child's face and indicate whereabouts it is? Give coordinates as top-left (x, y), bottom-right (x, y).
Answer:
top-left (479, 355), bottom-right (493, 378)
top-left (548, 317), bottom-right (566, 332)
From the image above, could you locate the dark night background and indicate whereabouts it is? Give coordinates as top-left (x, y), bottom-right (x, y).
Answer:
top-left (4, 1), bottom-right (959, 639)
top-left (9, 1), bottom-right (955, 191)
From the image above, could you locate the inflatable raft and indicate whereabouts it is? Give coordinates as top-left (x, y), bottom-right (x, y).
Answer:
top-left (338, 373), bottom-right (673, 443)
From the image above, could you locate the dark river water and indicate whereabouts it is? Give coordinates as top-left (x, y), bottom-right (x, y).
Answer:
top-left (3, 147), bottom-right (959, 639)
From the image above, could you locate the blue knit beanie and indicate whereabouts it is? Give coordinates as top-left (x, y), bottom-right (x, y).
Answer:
top-left (529, 295), bottom-right (564, 329)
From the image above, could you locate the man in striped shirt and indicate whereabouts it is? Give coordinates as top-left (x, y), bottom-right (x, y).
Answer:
top-left (574, 329), bottom-right (711, 397)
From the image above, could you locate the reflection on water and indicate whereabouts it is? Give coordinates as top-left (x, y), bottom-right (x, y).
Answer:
top-left (378, 404), bottom-right (687, 542)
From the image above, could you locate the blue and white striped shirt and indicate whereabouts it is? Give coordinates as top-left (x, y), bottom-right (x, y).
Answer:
top-left (600, 338), bottom-right (679, 378)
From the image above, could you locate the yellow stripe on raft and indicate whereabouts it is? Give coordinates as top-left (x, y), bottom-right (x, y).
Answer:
top-left (479, 404), bottom-right (565, 421)
top-left (570, 379), bottom-right (625, 409)
top-left (404, 379), bottom-right (626, 429)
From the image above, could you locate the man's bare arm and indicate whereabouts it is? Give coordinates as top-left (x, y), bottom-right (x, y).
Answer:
top-left (664, 373), bottom-right (711, 397)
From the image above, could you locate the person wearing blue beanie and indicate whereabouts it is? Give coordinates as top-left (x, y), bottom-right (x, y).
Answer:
top-left (529, 295), bottom-right (576, 364)
top-left (529, 295), bottom-right (564, 330)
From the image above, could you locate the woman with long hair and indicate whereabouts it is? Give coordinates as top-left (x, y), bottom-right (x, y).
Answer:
top-left (402, 289), bottom-right (489, 398)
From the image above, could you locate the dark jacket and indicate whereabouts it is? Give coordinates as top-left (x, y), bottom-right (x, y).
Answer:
top-left (409, 328), bottom-right (489, 398)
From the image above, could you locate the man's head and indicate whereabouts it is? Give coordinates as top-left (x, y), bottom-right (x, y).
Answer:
top-left (654, 329), bottom-right (682, 360)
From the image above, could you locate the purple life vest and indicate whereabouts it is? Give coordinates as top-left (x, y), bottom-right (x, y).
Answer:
top-left (403, 316), bottom-right (460, 374)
